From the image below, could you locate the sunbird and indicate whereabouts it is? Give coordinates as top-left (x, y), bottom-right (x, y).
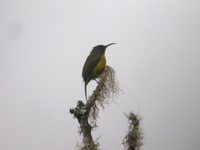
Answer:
top-left (82, 43), bottom-right (116, 100)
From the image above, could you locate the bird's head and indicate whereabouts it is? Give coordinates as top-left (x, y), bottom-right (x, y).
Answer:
top-left (92, 43), bottom-right (116, 54)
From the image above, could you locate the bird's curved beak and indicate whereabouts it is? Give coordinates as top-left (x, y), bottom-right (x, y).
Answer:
top-left (106, 43), bottom-right (116, 47)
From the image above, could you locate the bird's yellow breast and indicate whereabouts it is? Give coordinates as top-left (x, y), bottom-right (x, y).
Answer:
top-left (92, 54), bottom-right (106, 78)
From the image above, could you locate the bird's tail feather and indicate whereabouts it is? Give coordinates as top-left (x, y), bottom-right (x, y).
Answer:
top-left (84, 82), bottom-right (87, 101)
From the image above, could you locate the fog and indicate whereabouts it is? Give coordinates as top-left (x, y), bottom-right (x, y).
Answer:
top-left (0, 0), bottom-right (200, 149)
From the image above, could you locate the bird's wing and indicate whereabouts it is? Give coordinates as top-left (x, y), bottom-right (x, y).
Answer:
top-left (82, 51), bottom-right (101, 82)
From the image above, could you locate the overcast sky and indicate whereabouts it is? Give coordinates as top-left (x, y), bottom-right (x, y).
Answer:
top-left (0, 0), bottom-right (200, 150)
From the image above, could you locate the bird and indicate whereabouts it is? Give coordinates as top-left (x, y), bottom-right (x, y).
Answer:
top-left (82, 43), bottom-right (116, 100)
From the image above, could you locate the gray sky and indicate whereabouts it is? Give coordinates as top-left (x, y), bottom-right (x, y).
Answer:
top-left (0, 0), bottom-right (200, 149)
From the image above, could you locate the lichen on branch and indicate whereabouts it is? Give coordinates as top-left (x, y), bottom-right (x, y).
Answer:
top-left (70, 66), bottom-right (119, 150)
top-left (87, 66), bottom-right (120, 122)
top-left (123, 113), bottom-right (143, 150)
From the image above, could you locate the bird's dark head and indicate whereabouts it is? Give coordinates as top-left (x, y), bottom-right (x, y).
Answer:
top-left (92, 43), bottom-right (116, 54)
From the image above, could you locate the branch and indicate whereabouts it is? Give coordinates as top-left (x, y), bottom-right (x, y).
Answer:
top-left (123, 113), bottom-right (143, 150)
top-left (70, 66), bottom-right (119, 150)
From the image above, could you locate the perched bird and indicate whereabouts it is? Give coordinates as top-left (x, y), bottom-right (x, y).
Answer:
top-left (82, 43), bottom-right (116, 100)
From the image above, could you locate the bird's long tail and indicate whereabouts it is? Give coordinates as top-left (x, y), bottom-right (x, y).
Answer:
top-left (84, 82), bottom-right (87, 101)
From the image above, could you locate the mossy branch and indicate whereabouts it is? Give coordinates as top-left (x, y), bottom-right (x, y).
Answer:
top-left (123, 113), bottom-right (143, 150)
top-left (70, 66), bottom-right (119, 150)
